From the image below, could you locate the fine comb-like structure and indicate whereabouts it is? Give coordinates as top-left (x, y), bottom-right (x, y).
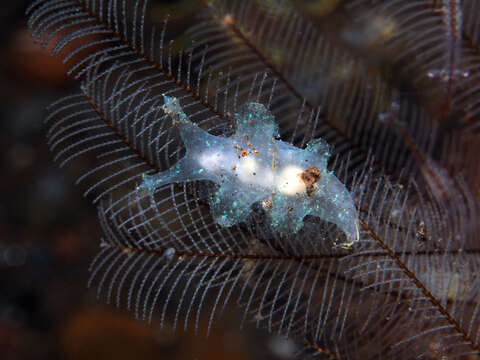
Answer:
top-left (27, 0), bottom-right (480, 359)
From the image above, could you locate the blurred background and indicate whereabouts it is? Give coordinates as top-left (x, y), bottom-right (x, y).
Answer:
top-left (0, 1), bottom-right (296, 359)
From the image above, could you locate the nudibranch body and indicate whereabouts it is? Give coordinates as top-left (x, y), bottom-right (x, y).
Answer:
top-left (138, 96), bottom-right (359, 246)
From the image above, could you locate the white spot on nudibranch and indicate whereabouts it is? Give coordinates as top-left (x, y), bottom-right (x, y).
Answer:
top-left (277, 165), bottom-right (306, 195)
top-left (237, 156), bottom-right (258, 180)
top-left (198, 151), bottom-right (225, 172)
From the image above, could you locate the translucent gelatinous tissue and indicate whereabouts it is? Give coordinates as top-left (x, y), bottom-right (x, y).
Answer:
top-left (138, 96), bottom-right (359, 246)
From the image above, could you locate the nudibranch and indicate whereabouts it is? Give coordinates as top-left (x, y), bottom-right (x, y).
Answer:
top-left (138, 96), bottom-right (359, 246)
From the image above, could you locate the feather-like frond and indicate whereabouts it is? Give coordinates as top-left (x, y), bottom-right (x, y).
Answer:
top-left (26, 0), bottom-right (480, 359)
top-left (185, 0), bottom-right (450, 181)
top-left (90, 158), bottom-right (480, 359)
top-left (294, 0), bottom-right (480, 205)
top-left (32, 0), bottom-right (287, 205)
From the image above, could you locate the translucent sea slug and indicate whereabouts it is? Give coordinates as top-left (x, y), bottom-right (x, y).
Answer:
top-left (138, 96), bottom-right (359, 245)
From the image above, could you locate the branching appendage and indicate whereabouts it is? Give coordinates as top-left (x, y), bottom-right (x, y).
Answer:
top-left (428, 1), bottom-right (469, 87)
top-left (138, 96), bottom-right (359, 246)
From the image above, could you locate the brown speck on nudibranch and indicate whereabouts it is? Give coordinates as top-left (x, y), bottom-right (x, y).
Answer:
top-left (300, 166), bottom-right (322, 198)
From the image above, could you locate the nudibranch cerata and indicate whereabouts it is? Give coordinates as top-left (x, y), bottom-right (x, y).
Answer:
top-left (138, 96), bottom-right (359, 246)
